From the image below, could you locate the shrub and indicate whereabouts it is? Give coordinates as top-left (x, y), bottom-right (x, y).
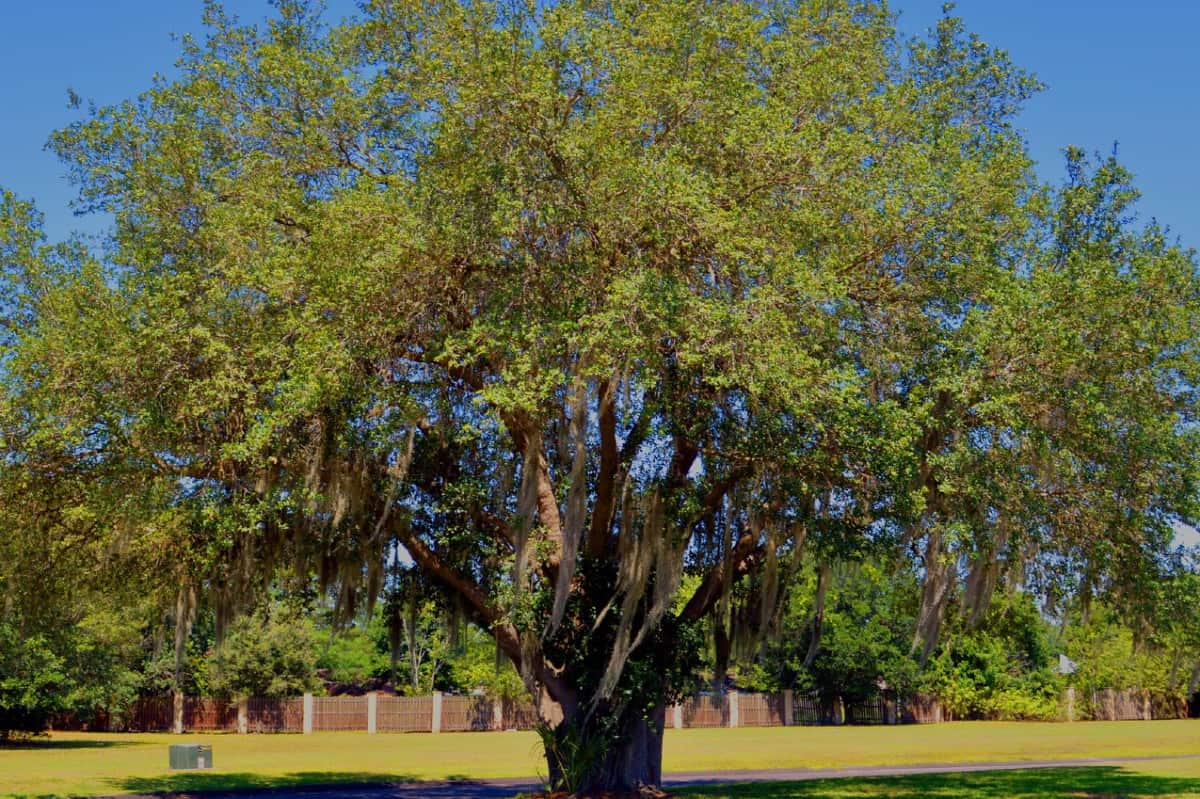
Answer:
top-left (208, 610), bottom-right (321, 698)
top-left (0, 624), bottom-right (68, 740)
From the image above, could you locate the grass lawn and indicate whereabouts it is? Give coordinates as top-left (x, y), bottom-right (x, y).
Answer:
top-left (0, 720), bottom-right (1197, 798)
top-left (683, 757), bottom-right (1200, 799)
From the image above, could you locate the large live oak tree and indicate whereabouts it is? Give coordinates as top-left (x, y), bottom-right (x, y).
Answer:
top-left (1, 1), bottom-right (1197, 791)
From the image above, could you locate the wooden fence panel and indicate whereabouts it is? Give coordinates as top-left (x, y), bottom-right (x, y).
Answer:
top-left (312, 696), bottom-right (368, 731)
top-left (1083, 687), bottom-right (1188, 721)
top-left (377, 696), bottom-right (433, 732)
top-left (440, 695), bottom-right (494, 732)
top-left (1150, 692), bottom-right (1188, 720)
top-left (501, 697), bottom-right (539, 730)
top-left (55, 696), bottom-right (179, 732)
top-left (247, 697), bottom-right (303, 733)
top-left (183, 697), bottom-right (237, 731)
top-left (683, 694), bottom-right (729, 728)
top-left (134, 697), bottom-right (173, 731)
top-left (1092, 688), bottom-right (1133, 721)
top-left (738, 693), bottom-right (786, 727)
top-left (902, 694), bottom-right (943, 724)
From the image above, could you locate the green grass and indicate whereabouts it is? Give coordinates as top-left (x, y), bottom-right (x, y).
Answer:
top-left (0, 721), bottom-right (1197, 798)
top-left (686, 758), bottom-right (1200, 791)
top-left (683, 758), bottom-right (1200, 798)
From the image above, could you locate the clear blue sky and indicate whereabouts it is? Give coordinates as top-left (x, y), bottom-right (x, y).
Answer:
top-left (1, 1), bottom-right (1197, 247)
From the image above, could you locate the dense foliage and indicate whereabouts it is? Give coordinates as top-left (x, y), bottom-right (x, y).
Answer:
top-left (207, 609), bottom-right (322, 699)
top-left (729, 550), bottom-right (1200, 721)
top-left (0, 625), bottom-right (70, 740)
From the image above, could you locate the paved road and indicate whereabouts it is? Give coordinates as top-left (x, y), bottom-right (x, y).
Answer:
top-left (121, 754), bottom-right (1200, 799)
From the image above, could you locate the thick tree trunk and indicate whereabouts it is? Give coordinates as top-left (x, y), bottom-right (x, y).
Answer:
top-left (546, 703), bottom-right (666, 795)
top-left (912, 525), bottom-right (954, 665)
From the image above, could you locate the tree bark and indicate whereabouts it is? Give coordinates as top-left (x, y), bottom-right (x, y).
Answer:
top-left (587, 377), bottom-right (619, 557)
top-left (547, 703), bottom-right (666, 795)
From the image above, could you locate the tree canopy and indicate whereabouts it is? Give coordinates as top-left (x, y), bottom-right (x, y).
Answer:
top-left (1, 0), bottom-right (1197, 790)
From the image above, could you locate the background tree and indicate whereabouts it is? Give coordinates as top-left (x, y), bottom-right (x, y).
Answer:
top-left (208, 607), bottom-right (321, 699)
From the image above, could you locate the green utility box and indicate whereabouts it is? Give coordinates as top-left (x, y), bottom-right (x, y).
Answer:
top-left (168, 743), bottom-right (213, 770)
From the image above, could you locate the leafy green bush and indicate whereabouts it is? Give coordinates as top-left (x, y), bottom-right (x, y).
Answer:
top-left (984, 687), bottom-right (1060, 721)
top-left (63, 611), bottom-right (145, 724)
top-left (0, 624), bottom-right (68, 739)
top-left (920, 593), bottom-right (1059, 721)
top-left (773, 562), bottom-right (921, 701)
top-left (208, 610), bottom-right (321, 698)
top-left (318, 625), bottom-right (390, 686)
top-left (0, 606), bottom-right (147, 739)
top-left (1060, 605), bottom-right (1186, 717)
top-left (138, 636), bottom-right (213, 699)
top-left (443, 626), bottom-right (525, 700)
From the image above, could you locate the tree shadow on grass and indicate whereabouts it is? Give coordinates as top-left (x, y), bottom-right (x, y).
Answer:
top-left (0, 738), bottom-right (133, 750)
top-left (112, 772), bottom-right (531, 799)
top-left (686, 767), bottom-right (1200, 799)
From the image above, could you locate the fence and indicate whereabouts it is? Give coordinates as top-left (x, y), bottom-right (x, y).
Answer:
top-left (738, 692), bottom-right (787, 727)
top-left (791, 692), bottom-right (825, 725)
top-left (681, 693), bottom-right (729, 727)
top-left (439, 694), bottom-right (494, 732)
top-left (126, 695), bottom-right (173, 731)
top-left (53, 686), bottom-right (1189, 734)
top-left (376, 695), bottom-right (433, 732)
top-left (1085, 688), bottom-right (1189, 722)
top-left (247, 696), bottom-right (304, 733)
top-left (312, 695), bottom-right (368, 731)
